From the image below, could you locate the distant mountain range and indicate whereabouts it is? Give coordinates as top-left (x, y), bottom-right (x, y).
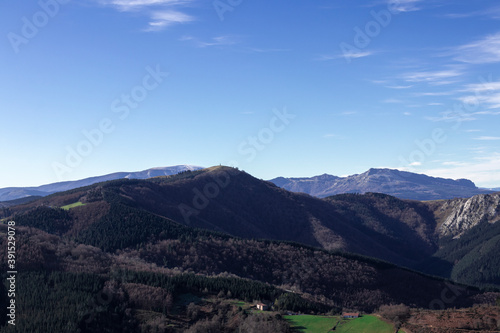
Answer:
top-left (2, 166), bottom-right (493, 204)
top-left (0, 165), bottom-right (202, 202)
top-left (269, 168), bottom-right (494, 201)
top-left (485, 187), bottom-right (500, 191)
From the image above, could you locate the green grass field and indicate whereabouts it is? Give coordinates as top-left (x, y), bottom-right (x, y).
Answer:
top-left (61, 202), bottom-right (85, 210)
top-left (284, 315), bottom-right (338, 332)
top-left (336, 315), bottom-right (394, 333)
top-left (230, 300), bottom-right (247, 307)
top-left (285, 314), bottom-right (396, 333)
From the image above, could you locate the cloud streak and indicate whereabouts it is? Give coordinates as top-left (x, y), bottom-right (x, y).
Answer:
top-left (100, 0), bottom-right (192, 11)
top-left (317, 51), bottom-right (374, 62)
top-left (146, 10), bottom-right (194, 30)
top-left (389, 0), bottom-right (423, 13)
top-left (386, 85), bottom-right (413, 89)
top-left (421, 154), bottom-right (500, 186)
top-left (444, 6), bottom-right (500, 20)
top-left (180, 35), bottom-right (237, 48)
top-left (474, 136), bottom-right (500, 141)
top-left (454, 32), bottom-right (500, 64)
top-left (402, 68), bottom-right (463, 85)
top-left (97, 0), bottom-right (196, 30)
top-left (382, 98), bottom-right (404, 104)
top-left (459, 79), bottom-right (500, 109)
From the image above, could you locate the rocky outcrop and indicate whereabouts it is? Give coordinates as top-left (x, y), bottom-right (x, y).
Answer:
top-left (436, 193), bottom-right (500, 237)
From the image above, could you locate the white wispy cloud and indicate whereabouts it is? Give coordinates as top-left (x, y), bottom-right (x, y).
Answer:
top-left (386, 85), bottom-right (413, 89)
top-left (402, 68), bottom-right (463, 85)
top-left (343, 51), bottom-right (373, 59)
top-left (425, 101), bottom-right (500, 123)
top-left (247, 47), bottom-right (290, 53)
top-left (413, 91), bottom-right (456, 97)
top-left (97, 0), bottom-right (196, 30)
top-left (317, 51), bottom-right (374, 61)
top-left (146, 10), bottom-right (194, 30)
top-left (420, 154), bottom-right (500, 187)
top-left (419, 75), bottom-right (500, 127)
top-left (458, 94), bottom-right (500, 109)
top-left (340, 111), bottom-right (358, 115)
top-left (454, 32), bottom-right (500, 64)
top-left (475, 110), bottom-right (500, 115)
top-left (444, 13), bottom-right (473, 19)
top-left (315, 55), bottom-right (337, 61)
top-left (442, 161), bottom-right (467, 166)
top-left (463, 80), bottom-right (500, 92)
top-left (467, 146), bottom-right (487, 153)
top-left (100, 0), bottom-right (192, 11)
top-left (370, 79), bottom-right (389, 85)
top-left (459, 79), bottom-right (500, 109)
top-left (444, 6), bottom-right (500, 20)
top-left (388, 0), bottom-right (423, 13)
top-left (474, 136), bottom-right (500, 141)
top-left (180, 35), bottom-right (237, 48)
top-left (382, 98), bottom-right (404, 103)
top-left (425, 112), bottom-right (476, 123)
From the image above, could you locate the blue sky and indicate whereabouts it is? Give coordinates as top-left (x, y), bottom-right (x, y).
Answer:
top-left (1, 0), bottom-right (500, 188)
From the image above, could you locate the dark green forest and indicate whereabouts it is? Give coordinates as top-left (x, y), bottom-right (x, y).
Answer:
top-left (0, 269), bottom-right (322, 333)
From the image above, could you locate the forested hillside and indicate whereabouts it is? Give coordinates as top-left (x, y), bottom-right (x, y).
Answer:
top-left (1, 167), bottom-right (500, 331)
top-left (2, 166), bottom-right (500, 289)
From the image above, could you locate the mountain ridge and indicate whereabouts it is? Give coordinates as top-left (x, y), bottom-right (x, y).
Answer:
top-left (2, 166), bottom-right (493, 203)
top-left (0, 165), bottom-right (203, 201)
top-left (269, 168), bottom-right (492, 201)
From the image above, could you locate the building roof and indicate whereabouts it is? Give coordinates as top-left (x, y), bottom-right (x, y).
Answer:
top-left (342, 312), bottom-right (359, 317)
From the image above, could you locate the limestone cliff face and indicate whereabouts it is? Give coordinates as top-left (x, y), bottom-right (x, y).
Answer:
top-left (436, 193), bottom-right (500, 237)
